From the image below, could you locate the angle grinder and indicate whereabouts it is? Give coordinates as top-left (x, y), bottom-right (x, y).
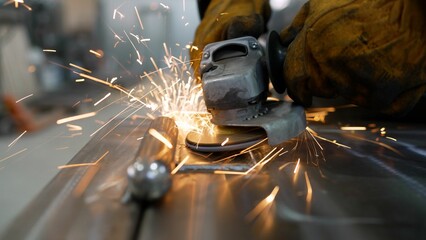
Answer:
top-left (186, 31), bottom-right (306, 152)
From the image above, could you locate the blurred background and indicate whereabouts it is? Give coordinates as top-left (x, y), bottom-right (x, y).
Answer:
top-left (0, 0), bottom-right (308, 134)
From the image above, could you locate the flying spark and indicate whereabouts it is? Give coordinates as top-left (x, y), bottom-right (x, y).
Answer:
top-left (4, 0), bottom-right (32, 11)
top-left (89, 50), bottom-right (103, 58)
top-left (113, 9), bottom-right (125, 19)
top-left (56, 112), bottom-right (97, 125)
top-left (293, 158), bottom-right (300, 174)
top-left (340, 126), bottom-right (367, 131)
top-left (148, 128), bottom-right (173, 149)
top-left (0, 148), bottom-right (27, 164)
top-left (58, 151), bottom-right (109, 169)
top-left (221, 137), bottom-right (229, 146)
top-left (304, 171), bottom-right (313, 212)
top-left (215, 147), bottom-right (283, 175)
top-left (8, 131), bottom-right (27, 148)
top-left (69, 63), bottom-right (92, 73)
top-left (246, 186), bottom-right (279, 222)
top-left (15, 94), bottom-right (33, 103)
top-left (66, 124), bottom-right (82, 131)
top-left (171, 156), bottom-right (189, 174)
top-left (386, 136), bottom-right (397, 141)
top-left (134, 6), bottom-right (144, 30)
top-left (160, 3), bottom-right (170, 9)
top-left (94, 93), bottom-right (111, 106)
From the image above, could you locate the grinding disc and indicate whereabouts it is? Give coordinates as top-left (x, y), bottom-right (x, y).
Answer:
top-left (185, 126), bottom-right (267, 152)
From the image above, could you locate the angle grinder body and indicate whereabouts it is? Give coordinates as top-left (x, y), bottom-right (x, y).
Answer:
top-left (186, 32), bottom-right (306, 152)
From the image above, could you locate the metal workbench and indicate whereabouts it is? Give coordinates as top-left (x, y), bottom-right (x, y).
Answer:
top-left (2, 108), bottom-right (426, 240)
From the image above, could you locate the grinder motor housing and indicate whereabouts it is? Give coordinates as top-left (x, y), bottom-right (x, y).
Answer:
top-left (199, 36), bottom-right (268, 125)
top-left (193, 33), bottom-right (306, 148)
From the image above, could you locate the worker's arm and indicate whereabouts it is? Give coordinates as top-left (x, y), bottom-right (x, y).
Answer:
top-left (191, 0), bottom-right (271, 78)
top-left (280, 0), bottom-right (426, 115)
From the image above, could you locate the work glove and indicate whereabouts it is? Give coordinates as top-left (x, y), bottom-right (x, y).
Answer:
top-left (280, 0), bottom-right (426, 115)
top-left (191, 0), bottom-right (271, 79)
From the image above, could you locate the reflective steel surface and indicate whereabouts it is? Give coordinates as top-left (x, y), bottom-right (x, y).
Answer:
top-left (3, 112), bottom-right (426, 240)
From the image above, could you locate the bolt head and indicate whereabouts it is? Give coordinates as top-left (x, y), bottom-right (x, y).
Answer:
top-left (250, 42), bottom-right (258, 49)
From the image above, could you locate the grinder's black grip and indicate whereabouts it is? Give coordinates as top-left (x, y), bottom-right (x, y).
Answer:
top-left (266, 31), bottom-right (286, 94)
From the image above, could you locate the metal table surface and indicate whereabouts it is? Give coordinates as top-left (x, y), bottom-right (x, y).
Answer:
top-left (2, 110), bottom-right (426, 240)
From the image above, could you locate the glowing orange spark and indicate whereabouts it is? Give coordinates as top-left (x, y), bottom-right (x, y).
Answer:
top-left (58, 151), bottom-right (109, 169)
top-left (89, 50), bottom-right (102, 58)
top-left (386, 136), bottom-right (397, 141)
top-left (306, 127), bottom-right (324, 151)
top-left (56, 112), bottom-right (97, 124)
top-left (171, 156), bottom-right (189, 174)
top-left (4, 0), bottom-right (32, 10)
top-left (240, 138), bottom-right (268, 153)
top-left (124, 31), bottom-right (142, 64)
top-left (265, 186), bottom-right (280, 203)
top-left (348, 134), bottom-right (402, 156)
top-left (214, 170), bottom-right (246, 175)
top-left (43, 49), bottom-right (56, 52)
top-left (293, 158), bottom-right (301, 174)
top-left (245, 186), bottom-right (279, 222)
top-left (186, 45), bottom-right (199, 51)
top-left (149, 128), bottom-right (173, 149)
top-left (8, 131), bottom-right (27, 148)
top-left (90, 103), bottom-right (136, 137)
top-left (15, 94), bottom-right (33, 103)
top-left (66, 124), bottom-right (82, 131)
top-left (73, 165), bottom-right (99, 197)
top-left (215, 147), bottom-right (282, 175)
top-left (313, 134), bottom-right (351, 149)
top-left (94, 93), bottom-right (111, 106)
top-left (69, 63), bottom-right (92, 73)
top-left (160, 3), bottom-right (170, 9)
top-left (278, 150), bottom-right (288, 156)
top-left (113, 9), bottom-right (124, 19)
top-left (110, 77), bottom-right (118, 84)
top-left (260, 148), bottom-right (284, 167)
top-left (304, 171), bottom-right (313, 211)
top-left (340, 126), bottom-right (367, 131)
top-left (75, 78), bottom-right (85, 82)
top-left (134, 6), bottom-right (144, 30)
top-left (109, 27), bottom-right (124, 43)
top-left (245, 147), bottom-right (277, 173)
top-left (62, 133), bottom-right (83, 138)
top-left (78, 73), bottom-right (144, 105)
top-left (221, 137), bottom-right (229, 146)
top-left (0, 148), bottom-right (27, 164)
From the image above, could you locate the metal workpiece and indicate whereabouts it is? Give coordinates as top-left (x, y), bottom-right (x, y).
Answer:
top-left (1, 118), bottom-right (152, 240)
top-left (3, 115), bottom-right (426, 240)
top-left (127, 117), bottom-right (178, 201)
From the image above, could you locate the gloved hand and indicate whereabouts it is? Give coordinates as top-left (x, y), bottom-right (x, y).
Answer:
top-left (191, 0), bottom-right (271, 79)
top-left (280, 0), bottom-right (426, 115)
